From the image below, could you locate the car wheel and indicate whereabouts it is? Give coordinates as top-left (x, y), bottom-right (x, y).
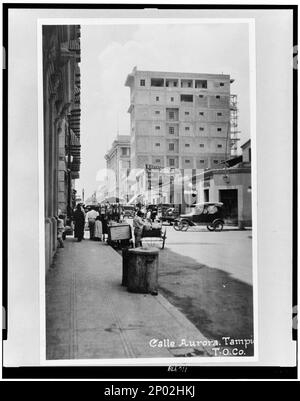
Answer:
top-left (207, 224), bottom-right (215, 231)
top-left (173, 221), bottom-right (181, 231)
top-left (180, 220), bottom-right (189, 231)
top-left (214, 221), bottom-right (224, 231)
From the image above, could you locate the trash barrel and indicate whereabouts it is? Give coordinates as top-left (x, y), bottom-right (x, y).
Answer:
top-left (127, 247), bottom-right (159, 294)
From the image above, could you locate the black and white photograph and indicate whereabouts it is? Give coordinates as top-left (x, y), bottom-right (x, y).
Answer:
top-left (42, 18), bottom-right (256, 362)
top-left (2, 3), bottom-right (297, 380)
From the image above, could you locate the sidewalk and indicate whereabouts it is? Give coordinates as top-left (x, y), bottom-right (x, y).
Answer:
top-left (46, 234), bottom-right (213, 360)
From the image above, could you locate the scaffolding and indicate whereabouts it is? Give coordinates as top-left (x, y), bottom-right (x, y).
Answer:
top-left (230, 94), bottom-right (240, 156)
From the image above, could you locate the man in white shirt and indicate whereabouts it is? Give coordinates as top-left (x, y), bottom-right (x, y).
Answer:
top-left (86, 207), bottom-right (99, 240)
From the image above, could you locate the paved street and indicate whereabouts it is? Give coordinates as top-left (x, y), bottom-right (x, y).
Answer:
top-left (162, 225), bottom-right (253, 285)
top-left (156, 225), bottom-right (254, 352)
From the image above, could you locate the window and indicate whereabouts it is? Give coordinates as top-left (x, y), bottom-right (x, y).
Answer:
top-left (199, 95), bottom-right (204, 98)
top-left (155, 111), bottom-right (160, 115)
top-left (180, 94), bottom-right (193, 102)
top-left (199, 112), bottom-right (204, 116)
top-left (217, 128), bottom-right (222, 132)
top-left (169, 143), bottom-right (175, 151)
top-left (140, 79), bottom-right (145, 86)
top-left (200, 160), bottom-right (205, 164)
top-left (185, 111), bottom-right (190, 115)
top-left (217, 144), bottom-right (222, 148)
top-left (185, 160), bottom-right (191, 164)
top-left (217, 112), bottom-right (222, 116)
top-left (169, 111), bottom-right (175, 119)
top-left (155, 126), bottom-right (160, 130)
top-left (199, 127), bottom-right (204, 131)
top-left (188, 82), bottom-right (192, 88)
top-left (173, 81), bottom-right (177, 87)
top-left (169, 127), bottom-right (175, 135)
top-left (213, 160), bottom-right (219, 164)
top-left (185, 127), bottom-right (190, 131)
top-left (155, 159), bottom-right (161, 163)
top-left (216, 95), bottom-right (220, 99)
top-left (220, 82), bottom-right (225, 87)
top-left (169, 159), bottom-right (175, 166)
top-left (156, 96), bottom-right (159, 101)
top-left (155, 143), bottom-right (160, 147)
top-left (200, 144), bottom-right (204, 148)
top-left (170, 97), bottom-right (174, 102)
top-left (121, 147), bottom-right (128, 156)
top-left (185, 144), bottom-right (190, 147)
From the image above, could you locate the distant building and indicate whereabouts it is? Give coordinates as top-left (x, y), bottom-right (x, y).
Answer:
top-left (43, 25), bottom-right (81, 271)
top-left (125, 67), bottom-right (239, 171)
top-left (125, 67), bottom-right (239, 205)
top-left (198, 139), bottom-right (252, 227)
top-left (105, 135), bottom-right (131, 201)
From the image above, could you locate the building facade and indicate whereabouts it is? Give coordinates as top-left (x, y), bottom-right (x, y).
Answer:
top-left (125, 67), bottom-right (238, 171)
top-left (43, 25), bottom-right (81, 271)
top-left (198, 139), bottom-right (252, 227)
top-left (104, 135), bottom-right (131, 201)
top-left (125, 67), bottom-right (239, 206)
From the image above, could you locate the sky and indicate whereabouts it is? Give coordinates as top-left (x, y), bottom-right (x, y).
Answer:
top-left (77, 22), bottom-right (251, 198)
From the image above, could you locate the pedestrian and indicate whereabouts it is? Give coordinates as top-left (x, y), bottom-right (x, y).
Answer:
top-left (151, 207), bottom-right (158, 222)
top-left (73, 203), bottom-right (85, 242)
top-left (146, 208), bottom-right (152, 222)
top-left (101, 214), bottom-right (108, 242)
top-left (120, 210), bottom-right (125, 223)
top-left (133, 210), bottom-right (144, 248)
top-left (57, 214), bottom-right (65, 248)
top-left (86, 207), bottom-right (99, 240)
top-left (94, 215), bottom-right (103, 241)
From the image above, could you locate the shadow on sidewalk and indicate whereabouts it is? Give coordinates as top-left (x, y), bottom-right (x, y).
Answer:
top-left (158, 248), bottom-right (254, 353)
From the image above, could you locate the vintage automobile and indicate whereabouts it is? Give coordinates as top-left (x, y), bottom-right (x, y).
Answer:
top-left (173, 202), bottom-right (225, 232)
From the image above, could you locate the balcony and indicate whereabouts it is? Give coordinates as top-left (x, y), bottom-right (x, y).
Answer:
top-left (151, 78), bottom-right (164, 87)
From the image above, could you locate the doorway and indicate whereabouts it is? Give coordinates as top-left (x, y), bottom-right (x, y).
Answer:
top-left (204, 189), bottom-right (209, 202)
top-left (219, 189), bottom-right (238, 224)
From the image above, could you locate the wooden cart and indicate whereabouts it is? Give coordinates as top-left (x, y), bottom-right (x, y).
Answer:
top-left (107, 223), bottom-right (133, 249)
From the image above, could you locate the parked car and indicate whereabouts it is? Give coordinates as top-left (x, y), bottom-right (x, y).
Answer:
top-left (173, 202), bottom-right (225, 232)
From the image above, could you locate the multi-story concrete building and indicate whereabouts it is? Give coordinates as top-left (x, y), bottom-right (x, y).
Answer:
top-left (125, 67), bottom-right (238, 171)
top-left (125, 67), bottom-right (239, 206)
top-left (104, 135), bottom-right (131, 201)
